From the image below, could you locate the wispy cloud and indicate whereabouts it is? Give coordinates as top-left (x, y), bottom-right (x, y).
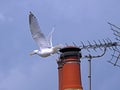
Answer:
top-left (0, 13), bottom-right (13, 23)
top-left (0, 13), bottom-right (5, 22)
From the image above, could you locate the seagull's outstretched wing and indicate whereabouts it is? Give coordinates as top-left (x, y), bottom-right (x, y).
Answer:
top-left (29, 12), bottom-right (50, 49)
top-left (47, 27), bottom-right (55, 47)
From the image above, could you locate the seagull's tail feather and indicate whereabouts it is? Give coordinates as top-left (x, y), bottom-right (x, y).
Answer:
top-left (52, 44), bottom-right (63, 54)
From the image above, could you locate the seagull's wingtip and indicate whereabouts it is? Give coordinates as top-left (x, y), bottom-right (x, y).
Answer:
top-left (29, 11), bottom-right (32, 13)
top-left (29, 11), bottom-right (34, 24)
top-left (29, 11), bottom-right (34, 16)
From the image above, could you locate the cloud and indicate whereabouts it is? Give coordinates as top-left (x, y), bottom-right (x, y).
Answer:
top-left (0, 56), bottom-right (58, 90)
top-left (0, 13), bottom-right (13, 23)
top-left (98, 71), bottom-right (120, 90)
top-left (0, 13), bottom-right (5, 22)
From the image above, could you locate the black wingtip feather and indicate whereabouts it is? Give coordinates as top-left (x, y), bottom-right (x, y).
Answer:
top-left (29, 11), bottom-right (35, 24)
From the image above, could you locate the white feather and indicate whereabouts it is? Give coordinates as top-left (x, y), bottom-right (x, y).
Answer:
top-left (29, 12), bottom-right (62, 57)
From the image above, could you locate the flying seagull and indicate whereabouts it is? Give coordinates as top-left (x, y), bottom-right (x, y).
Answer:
top-left (29, 12), bottom-right (62, 57)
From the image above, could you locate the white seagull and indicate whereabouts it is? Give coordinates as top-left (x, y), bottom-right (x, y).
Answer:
top-left (29, 12), bottom-right (62, 57)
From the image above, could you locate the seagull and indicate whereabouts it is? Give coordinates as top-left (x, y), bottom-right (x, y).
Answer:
top-left (29, 12), bottom-right (62, 57)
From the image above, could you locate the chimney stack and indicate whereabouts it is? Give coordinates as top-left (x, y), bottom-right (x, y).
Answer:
top-left (57, 46), bottom-right (83, 90)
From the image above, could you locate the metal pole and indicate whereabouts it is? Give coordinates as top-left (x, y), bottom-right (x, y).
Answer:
top-left (88, 58), bottom-right (91, 90)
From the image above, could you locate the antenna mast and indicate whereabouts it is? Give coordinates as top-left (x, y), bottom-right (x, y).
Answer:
top-left (57, 22), bottom-right (120, 90)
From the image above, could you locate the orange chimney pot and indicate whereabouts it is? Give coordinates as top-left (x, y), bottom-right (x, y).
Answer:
top-left (57, 46), bottom-right (83, 90)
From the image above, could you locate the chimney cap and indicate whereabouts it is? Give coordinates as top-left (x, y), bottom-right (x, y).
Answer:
top-left (59, 46), bottom-right (81, 53)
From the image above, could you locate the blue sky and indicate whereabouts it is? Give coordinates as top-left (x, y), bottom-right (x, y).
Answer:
top-left (0, 0), bottom-right (120, 90)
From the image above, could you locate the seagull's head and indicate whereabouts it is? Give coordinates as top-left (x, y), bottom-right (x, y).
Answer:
top-left (30, 50), bottom-right (39, 56)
